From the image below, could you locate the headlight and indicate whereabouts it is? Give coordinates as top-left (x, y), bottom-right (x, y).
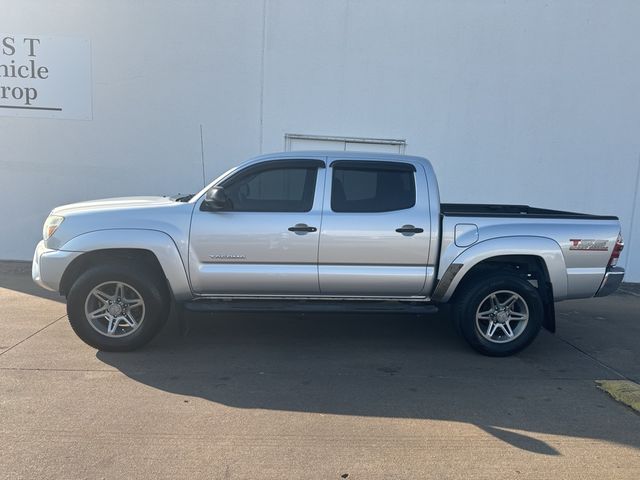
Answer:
top-left (43, 215), bottom-right (64, 240)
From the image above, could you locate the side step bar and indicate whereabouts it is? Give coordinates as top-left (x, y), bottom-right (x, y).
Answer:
top-left (184, 299), bottom-right (439, 315)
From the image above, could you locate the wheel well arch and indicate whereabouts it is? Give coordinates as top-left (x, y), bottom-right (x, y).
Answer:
top-left (451, 254), bottom-right (556, 332)
top-left (458, 254), bottom-right (551, 287)
top-left (59, 248), bottom-right (168, 297)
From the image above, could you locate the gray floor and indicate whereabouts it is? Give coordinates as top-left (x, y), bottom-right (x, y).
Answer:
top-left (1, 261), bottom-right (639, 479)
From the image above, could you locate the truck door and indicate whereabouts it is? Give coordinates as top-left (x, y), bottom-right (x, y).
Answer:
top-left (318, 159), bottom-right (431, 296)
top-left (189, 159), bottom-right (325, 295)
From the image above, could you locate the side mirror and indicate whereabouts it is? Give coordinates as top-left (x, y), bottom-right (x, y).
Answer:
top-left (202, 187), bottom-right (228, 211)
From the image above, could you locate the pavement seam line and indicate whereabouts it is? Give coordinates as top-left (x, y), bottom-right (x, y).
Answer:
top-left (0, 314), bottom-right (67, 357)
top-left (555, 334), bottom-right (635, 382)
top-left (0, 367), bottom-right (601, 380)
top-left (617, 286), bottom-right (640, 297)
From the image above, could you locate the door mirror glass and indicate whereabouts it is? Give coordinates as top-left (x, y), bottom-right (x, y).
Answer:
top-left (203, 187), bottom-right (228, 210)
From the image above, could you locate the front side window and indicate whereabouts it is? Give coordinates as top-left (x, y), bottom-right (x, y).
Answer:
top-left (222, 166), bottom-right (318, 212)
top-left (331, 163), bottom-right (416, 213)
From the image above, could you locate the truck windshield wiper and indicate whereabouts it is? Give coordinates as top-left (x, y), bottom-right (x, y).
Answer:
top-left (167, 193), bottom-right (194, 202)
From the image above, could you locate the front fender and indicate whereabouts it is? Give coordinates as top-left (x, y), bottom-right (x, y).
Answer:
top-left (60, 229), bottom-right (192, 301)
top-left (433, 236), bottom-right (567, 302)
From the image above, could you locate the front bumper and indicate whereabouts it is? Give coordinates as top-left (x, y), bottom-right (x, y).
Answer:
top-left (595, 266), bottom-right (625, 297)
top-left (32, 240), bottom-right (82, 293)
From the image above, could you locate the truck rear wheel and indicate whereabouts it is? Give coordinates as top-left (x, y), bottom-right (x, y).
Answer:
top-left (453, 274), bottom-right (543, 356)
top-left (66, 263), bottom-right (170, 351)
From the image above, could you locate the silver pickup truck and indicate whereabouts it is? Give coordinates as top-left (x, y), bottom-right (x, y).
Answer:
top-left (32, 151), bottom-right (625, 356)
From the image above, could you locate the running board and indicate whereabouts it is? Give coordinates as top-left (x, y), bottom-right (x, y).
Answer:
top-left (184, 299), bottom-right (438, 315)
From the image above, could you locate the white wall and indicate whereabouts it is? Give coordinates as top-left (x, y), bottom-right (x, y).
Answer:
top-left (2, 0), bottom-right (640, 280)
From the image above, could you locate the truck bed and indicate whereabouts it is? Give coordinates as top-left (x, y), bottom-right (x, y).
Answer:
top-left (441, 203), bottom-right (618, 220)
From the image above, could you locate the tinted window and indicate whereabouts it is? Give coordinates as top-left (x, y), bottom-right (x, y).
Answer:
top-left (222, 167), bottom-right (317, 212)
top-left (332, 166), bottom-right (415, 213)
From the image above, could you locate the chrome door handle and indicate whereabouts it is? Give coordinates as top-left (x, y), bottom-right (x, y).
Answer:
top-left (395, 225), bottom-right (424, 234)
top-left (288, 224), bottom-right (317, 233)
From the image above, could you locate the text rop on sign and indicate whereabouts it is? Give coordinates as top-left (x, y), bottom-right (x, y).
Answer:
top-left (0, 34), bottom-right (92, 119)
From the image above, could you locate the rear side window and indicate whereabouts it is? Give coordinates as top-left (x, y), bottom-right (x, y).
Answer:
top-left (223, 166), bottom-right (318, 212)
top-left (331, 163), bottom-right (416, 213)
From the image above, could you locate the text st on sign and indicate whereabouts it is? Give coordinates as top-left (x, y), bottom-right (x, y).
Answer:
top-left (0, 34), bottom-right (91, 120)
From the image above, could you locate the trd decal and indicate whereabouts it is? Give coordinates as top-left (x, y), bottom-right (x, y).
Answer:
top-left (569, 239), bottom-right (608, 251)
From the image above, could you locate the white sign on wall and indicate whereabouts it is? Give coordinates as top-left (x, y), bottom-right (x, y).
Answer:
top-left (0, 34), bottom-right (91, 120)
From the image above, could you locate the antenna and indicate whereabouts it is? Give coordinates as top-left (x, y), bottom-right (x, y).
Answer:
top-left (199, 124), bottom-right (206, 188)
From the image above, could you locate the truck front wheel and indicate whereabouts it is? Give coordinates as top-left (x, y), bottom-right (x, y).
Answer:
top-left (453, 274), bottom-right (543, 356)
top-left (66, 263), bottom-right (170, 351)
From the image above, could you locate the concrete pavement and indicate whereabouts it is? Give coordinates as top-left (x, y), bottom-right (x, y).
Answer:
top-left (1, 261), bottom-right (639, 479)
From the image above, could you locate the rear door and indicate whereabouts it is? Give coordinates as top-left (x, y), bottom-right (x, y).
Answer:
top-left (318, 159), bottom-right (431, 296)
top-left (189, 159), bottom-right (325, 295)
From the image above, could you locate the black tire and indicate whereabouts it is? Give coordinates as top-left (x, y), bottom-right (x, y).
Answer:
top-left (452, 273), bottom-right (543, 356)
top-left (66, 262), bottom-right (170, 351)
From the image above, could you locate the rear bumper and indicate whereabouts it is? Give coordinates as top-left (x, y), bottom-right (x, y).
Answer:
top-left (595, 266), bottom-right (625, 297)
top-left (32, 241), bottom-right (81, 293)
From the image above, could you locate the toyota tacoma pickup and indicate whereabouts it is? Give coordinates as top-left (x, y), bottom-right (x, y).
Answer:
top-left (32, 151), bottom-right (625, 356)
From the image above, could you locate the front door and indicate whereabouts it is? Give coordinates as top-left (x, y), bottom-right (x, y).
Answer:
top-left (189, 159), bottom-right (325, 295)
top-left (318, 159), bottom-right (431, 296)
